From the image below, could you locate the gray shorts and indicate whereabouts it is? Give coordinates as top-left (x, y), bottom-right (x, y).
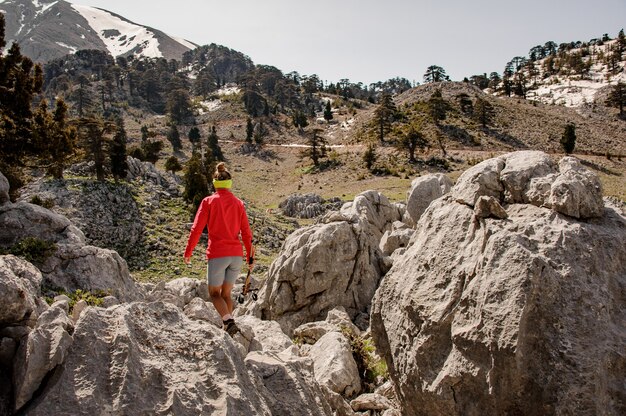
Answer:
top-left (207, 256), bottom-right (243, 287)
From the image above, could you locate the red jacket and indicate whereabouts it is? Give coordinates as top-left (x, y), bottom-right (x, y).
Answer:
top-left (184, 190), bottom-right (253, 261)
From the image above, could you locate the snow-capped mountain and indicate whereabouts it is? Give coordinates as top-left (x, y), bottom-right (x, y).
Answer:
top-left (0, 0), bottom-right (197, 62)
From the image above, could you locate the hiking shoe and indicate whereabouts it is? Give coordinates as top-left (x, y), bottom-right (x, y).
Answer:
top-left (223, 319), bottom-right (239, 337)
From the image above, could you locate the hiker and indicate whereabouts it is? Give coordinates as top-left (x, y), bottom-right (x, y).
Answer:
top-left (184, 162), bottom-right (253, 336)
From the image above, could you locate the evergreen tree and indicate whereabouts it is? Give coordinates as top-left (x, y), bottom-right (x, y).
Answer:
top-left (427, 89), bottom-right (448, 125)
top-left (77, 116), bottom-right (115, 181)
top-left (560, 123), bottom-right (576, 154)
top-left (363, 144), bottom-right (377, 171)
top-left (165, 155), bottom-right (183, 174)
top-left (0, 13), bottom-right (45, 194)
top-left (245, 118), bottom-right (254, 144)
top-left (323, 101), bottom-right (333, 121)
top-left (167, 88), bottom-right (192, 124)
top-left (183, 152), bottom-right (209, 211)
top-left (142, 140), bottom-right (163, 164)
top-left (167, 123), bottom-right (182, 151)
top-left (606, 81), bottom-right (626, 116)
top-left (206, 125), bottom-right (224, 161)
top-left (396, 124), bottom-right (427, 162)
top-left (109, 117), bottom-right (128, 181)
top-left (302, 128), bottom-right (328, 167)
top-left (423, 65), bottom-right (450, 83)
top-left (188, 126), bottom-right (201, 151)
top-left (47, 98), bottom-right (76, 179)
top-left (373, 93), bottom-right (397, 143)
top-left (292, 110), bottom-right (308, 131)
top-left (473, 98), bottom-right (495, 128)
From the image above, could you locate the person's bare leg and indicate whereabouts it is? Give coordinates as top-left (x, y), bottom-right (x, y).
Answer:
top-left (221, 283), bottom-right (235, 314)
top-left (209, 286), bottom-right (229, 318)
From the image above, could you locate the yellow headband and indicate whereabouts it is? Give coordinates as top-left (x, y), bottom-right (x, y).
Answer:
top-left (213, 179), bottom-right (232, 189)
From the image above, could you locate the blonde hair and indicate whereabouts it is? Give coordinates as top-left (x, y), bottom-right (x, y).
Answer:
top-left (213, 162), bottom-right (231, 181)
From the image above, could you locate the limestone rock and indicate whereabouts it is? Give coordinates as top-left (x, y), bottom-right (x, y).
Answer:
top-left (322, 386), bottom-right (357, 416)
top-left (254, 191), bottom-right (396, 335)
top-left (308, 331), bottom-right (361, 398)
top-left (499, 151), bottom-right (556, 204)
top-left (13, 305), bottom-right (74, 411)
top-left (279, 193), bottom-right (343, 219)
top-left (25, 302), bottom-right (274, 415)
top-left (371, 184), bottom-right (626, 416)
top-left (101, 295), bottom-right (120, 308)
top-left (473, 195), bottom-right (508, 219)
top-left (71, 300), bottom-right (88, 322)
top-left (235, 315), bottom-right (293, 353)
top-left (183, 297), bottom-right (222, 327)
top-left (294, 307), bottom-right (361, 345)
top-left (405, 173), bottom-right (453, 227)
top-left (0, 255), bottom-right (46, 328)
top-left (350, 393), bottom-right (393, 411)
top-left (0, 171), bottom-right (9, 204)
top-left (0, 337), bottom-right (17, 368)
top-left (40, 244), bottom-right (140, 302)
top-left (549, 156), bottom-right (604, 219)
top-left (451, 157), bottom-right (505, 206)
top-left (380, 227), bottom-right (414, 256)
top-left (245, 350), bottom-right (333, 415)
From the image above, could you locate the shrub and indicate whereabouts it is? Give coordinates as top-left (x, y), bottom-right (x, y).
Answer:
top-left (2, 237), bottom-right (57, 265)
top-left (30, 195), bottom-right (55, 209)
top-left (43, 288), bottom-right (109, 312)
top-left (341, 327), bottom-right (388, 390)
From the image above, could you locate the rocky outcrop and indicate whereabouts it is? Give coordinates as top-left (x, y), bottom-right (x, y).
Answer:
top-left (404, 173), bottom-right (453, 227)
top-left (451, 151), bottom-right (604, 219)
top-left (0, 256), bottom-right (47, 328)
top-left (0, 174), bottom-right (141, 302)
top-left (279, 193), bottom-right (343, 219)
top-left (253, 191), bottom-right (400, 335)
top-left (0, 171), bottom-right (9, 204)
top-left (371, 152), bottom-right (626, 415)
top-left (18, 178), bottom-right (148, 268)
top-left (126, 156), bottom-right (180, 197)
top-left (308, 331), bottom-right (361, 398)
top-left (13, 305), bottom-right (74, 411)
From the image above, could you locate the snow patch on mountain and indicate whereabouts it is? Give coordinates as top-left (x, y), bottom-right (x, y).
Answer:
top-left (70, 3), bottom-right (163, 58)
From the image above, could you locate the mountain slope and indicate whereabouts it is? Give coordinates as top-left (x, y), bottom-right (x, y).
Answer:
top-left (0, 0), bottom-right (196, 62)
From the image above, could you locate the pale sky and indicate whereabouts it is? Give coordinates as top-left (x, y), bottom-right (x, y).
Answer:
top-left (70, 0), bottom-right (626, 85)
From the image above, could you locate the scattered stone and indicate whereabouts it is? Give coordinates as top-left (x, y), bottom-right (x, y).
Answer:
top-left (350, 393), bottom-right (393, 411)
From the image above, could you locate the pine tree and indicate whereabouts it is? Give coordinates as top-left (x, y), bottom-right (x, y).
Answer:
top-left (183, 152), bottom-right (209, 211)
top-left (456, 93), bottom-right (473, 115)
top-left (292, 110), bottom-right (308, 131)
top-left (77, 116), bottom-right (116, 181)
top-left (323, 101), bottom-right (333, 121)
top-left (165, 155), bottom-right (183, 174)
top-left (373, 93), bottom-right (397, 143)
top-left (423, 65), bottom-right (450, 83)
top-left (109, 117), bottom-right (129, 181)
top-left (302, 128), bottom-right (328, 167)
top-left (206, 125), bottom-right (224, 161)
top-left (0, 13), bottom-right (45, 195)
top-left (167, 123), bottom-right (182, 151)
top-left (560, 123), bottom-right (576, 154)
top-left (427, 89), bottom-right (448, 125)
top-left (254, 121), bottom-right (268, 145)
top-left (396, 124), bottom-right (427, 162)
top-left (473, 98), bottom-right (495, 128)
top-left (245, 118), bottom-right (254, 144)
top-left (47, 98), bottom-right (76, 179)
top-left (188, 126), bottom-right (201, 151)
top-left (606, 81), bottom-right (626, 116)
top-left (363, 144), bottom-right (377, 171)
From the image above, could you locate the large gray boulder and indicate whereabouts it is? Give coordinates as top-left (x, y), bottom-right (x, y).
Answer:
top-left (308, 331), bottom-right (361, 398)
top-left (451, 151), bottom-right (604, 219)
top-left (371, 152), bottom-right (626, 415)
top-left (13, 305), bottom-right (74, 411)
top-left (0, 200), bottom-right (141, 301)
top-left (24, 302), bottom-right (275, 415)
top-left (404, 174), bottom-right (453, 227)
top-left (0, 256), bottom-right (47, 328)
top-left (245, 350), bottom-right (333, 416)
top-left (0, 171), bottom-right (9, 204)
top-left (252, 191), bottom-right (399, 335)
